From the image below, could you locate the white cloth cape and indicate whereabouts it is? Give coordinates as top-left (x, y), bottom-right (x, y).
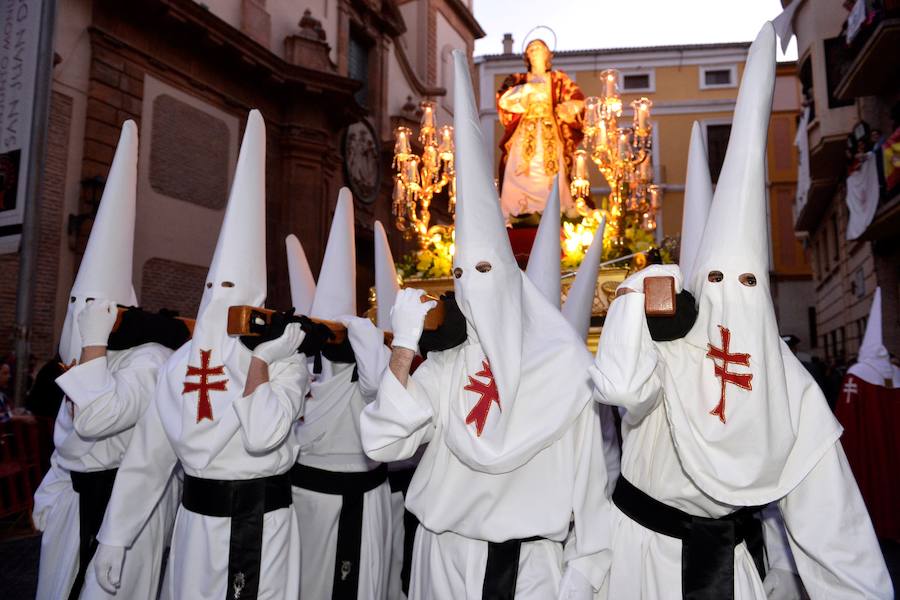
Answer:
top-left (591, 293), bottom-right (892, 598)
top-left (361, 339), bottom-right (612, 592)
top-left (96, 341), bottom-right (308, 599)
top-left (33, 343), bottom-right (178, 600)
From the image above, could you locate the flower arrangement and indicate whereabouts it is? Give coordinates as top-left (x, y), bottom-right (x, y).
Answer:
top-left (396, 212), bottom-right (673, 280)
top-left (397, 227), bottom-right (455, 279)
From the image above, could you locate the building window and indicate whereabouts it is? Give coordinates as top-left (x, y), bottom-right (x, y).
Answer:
top-left (348, 31), bottom-right (371, 107)
top-left (619, 70), bottom-right (654, 93)
top-left (799, 57), bottom-right (815, 121)
top-left (831, 213), bottom-right (840, 262)
top-left (823, 36), bottom-right (854, 109)
top-left (808, 307), bottom-right (818, 348)
top-left (705, 123), bottom-right (731, 183)
top-left (817, 232), bottom-right (827, 274)
top-left (700, 65), bottom-right (737, 89)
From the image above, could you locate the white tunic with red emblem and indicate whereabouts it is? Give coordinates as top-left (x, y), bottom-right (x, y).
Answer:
top-left (33, 343), bottom-right (179, 600)
top-left (360, 337), bottom-right (611, 600)
top-left (591, 292), bottom-right (892, 599)
top-left (95, 341), bottom-right (308, 600)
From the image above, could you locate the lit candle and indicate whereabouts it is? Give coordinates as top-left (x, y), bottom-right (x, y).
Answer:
top-left (584, 97), bottom-right (600, 130)
top-left (618, 133), bottom-right (629, 158)
top-left (601, 69), bottom-right (619, 99)
top-left (392, 176), bottom-right (405, 204)
top-left (404, 156), bottom-right (421, 189)
top-left (649, 185), bottom-right (661, 209)
top-left (394, 127), bottom-right (411, 156)
top-left (420, 102), bottom-right (435, 130)
top-left (438, 125), bottom-right (454, 157)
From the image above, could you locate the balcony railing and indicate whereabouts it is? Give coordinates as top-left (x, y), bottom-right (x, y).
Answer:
top-left (834, 1), bottom-right (900, 100)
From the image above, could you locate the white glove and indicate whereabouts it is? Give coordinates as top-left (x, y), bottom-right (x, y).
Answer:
top-left (94, 543), bottom-right (126, 593)
top-left (77, 299), bottom-right (118, 347)
top-left (339, 315), bottom-right (390, 397)
top-left (340, 316), bottom-right (385, 359)
top-left (617, 264), bottom-right (683, 295)
top-left (558, 566), bottom-right (594, 600)
top-left (252, 323), bottom-right (305, 365)
top-left (390, 288), bottom-right (436, 352)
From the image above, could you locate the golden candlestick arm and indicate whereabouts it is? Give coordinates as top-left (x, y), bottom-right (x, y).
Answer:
top-left (570, 69), bottom-right (661, 252)
top-left (392, 101), bottom-right (457, 249)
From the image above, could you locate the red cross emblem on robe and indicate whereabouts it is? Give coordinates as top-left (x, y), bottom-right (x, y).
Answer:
top-left (705, 325), bottom-right (753, 424)
top-left (183, 349), bottom-right (228, 422)
top-left (463, 360), bottom-right (500, 437)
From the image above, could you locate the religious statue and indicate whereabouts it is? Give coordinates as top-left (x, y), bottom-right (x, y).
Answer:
top-left (497, 34), bottom-right (584, 220)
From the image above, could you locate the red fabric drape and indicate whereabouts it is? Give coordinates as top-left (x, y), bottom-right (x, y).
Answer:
top-left (834, 374), bottom-right (900, 541)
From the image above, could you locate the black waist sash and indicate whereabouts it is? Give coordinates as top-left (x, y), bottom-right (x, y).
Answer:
top-left (612, 476), bottom-right (765, 600)
top-left (290, 463), bottom-right (388, 599)
top-left (181, 472), bottom-right (292, 600)
top-left (387, 466), bottom-right (420, 596)
top-left (69, 468), bottom-right (119, 600)
top-left (482, 535), bottom-right (550, 600)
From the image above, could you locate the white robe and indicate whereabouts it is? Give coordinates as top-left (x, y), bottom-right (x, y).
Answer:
top-left (96, 342), bottom-right (308, 600)
top-left (292, 362), bottom-right (392, 599)
top-left (590, 293), bottom-right (892, 599)
top-left (361, 342), bottom-right (612, 599)
top-left (32, 343), bottom-right (178, 600)
top-left (387, 447), bottom-right (426, 600)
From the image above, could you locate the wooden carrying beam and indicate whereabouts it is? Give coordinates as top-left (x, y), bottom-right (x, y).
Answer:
top-left (114, 307), bottom-right (195, 334)
top-left (226, 295), bottom-right (445, 343)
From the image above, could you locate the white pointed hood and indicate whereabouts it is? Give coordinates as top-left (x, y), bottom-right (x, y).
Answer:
top-left (680, 122), bottom-right (713, 289)
top-left (848, 288), bottom-right (898, 386)
top-left (181, 109), bottom-right (267, 428)
top-left (374, 220), bottom-right (400, 329)
top-left (286, 234), bottom-right (316, 315)
top-left (444, 50), bottom-right (594, 474)
top-left (310, 188), bottom-right (356, 321)
top-left (525, 177), bottom-right (561, 306)
top-left (562, 216), bottom-right (605, 340)
top-left (658, 24), bottom-right (841, 506)
top-left (59, 121), bottom-right (139, 364)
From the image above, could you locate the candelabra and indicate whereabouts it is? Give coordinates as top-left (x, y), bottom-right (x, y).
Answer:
top-left (570, 69), bottom-right (660, 253)
top-left (392, 101), bottom-right (456, 249)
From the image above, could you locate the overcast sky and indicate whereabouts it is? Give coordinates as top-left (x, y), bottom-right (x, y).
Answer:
top-left (472, 0), bottom-right (797, 61)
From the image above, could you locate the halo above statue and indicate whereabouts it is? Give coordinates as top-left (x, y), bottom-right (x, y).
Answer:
top-left (520, 25), bottom-right (558, 54)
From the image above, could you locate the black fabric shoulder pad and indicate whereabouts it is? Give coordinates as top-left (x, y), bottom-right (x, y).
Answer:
top-left (646, 290), bottom-right (698, 342)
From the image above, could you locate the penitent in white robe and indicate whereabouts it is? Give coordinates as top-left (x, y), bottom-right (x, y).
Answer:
top-left (33, 343), bottom-right (179, 600)
top-left (292, 361), bottom-right (392, 599)
top-left (590, 293), bottom-right (892, 599)
top-left (95, 342), bottom-right (308, 600)
top-left (361, 340), bottom-right (611, 600)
